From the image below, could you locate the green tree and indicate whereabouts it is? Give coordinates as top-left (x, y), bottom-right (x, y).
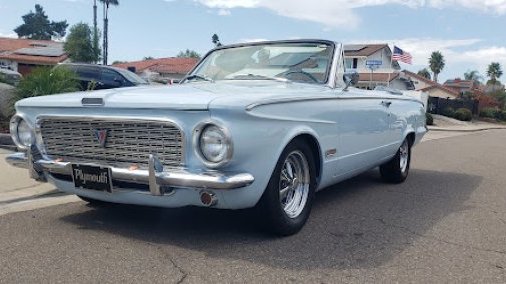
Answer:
top-left (10, 67), bottom-right (79, 114)
top-left (429, 51), bottom-right (445, 83)
top-left (486, 62), bottom-right (503, 85)
top-left (99, 0), bottom-right (119, 65)
top-left (212, 34), bottom-right (222, 47)
top-left (464, 70), bottom-right (482, 85)
top-left (177, 49), bottom-right (201, 59)
top-left (64, 23), bottom-right (99, 63)
top-left (417, 68), bottom-right (431, 80)
top-left (143, 56), bottom-right (154, 60)
top-left (14, 4), bottom-right (68, 40)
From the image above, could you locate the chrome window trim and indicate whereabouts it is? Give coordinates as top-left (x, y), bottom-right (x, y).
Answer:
top-left (192, 121), bottom-right (234, 169)
top-left (35, 115), bottom-right (186, 167)
top-left (183, 39), bottom-right (337, 87)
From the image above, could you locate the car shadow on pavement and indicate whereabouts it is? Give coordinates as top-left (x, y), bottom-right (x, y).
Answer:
top-left (60, 169), bottom-right (482, 270)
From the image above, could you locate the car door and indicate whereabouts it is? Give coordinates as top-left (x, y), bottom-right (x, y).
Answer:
top-left (334, 89), bottom-right (391, 177)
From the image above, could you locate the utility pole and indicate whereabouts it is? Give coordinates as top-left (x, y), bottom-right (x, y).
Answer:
top-left (102, 1), bottom-right (108, 65)
top-left (93, 0), bottom-right (98, 64)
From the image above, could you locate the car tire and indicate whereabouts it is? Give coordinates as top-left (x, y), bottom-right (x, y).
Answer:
top-left (380, 138), bottom-right (411, 183)
top-left (256, 140), bottom-right (317, 236)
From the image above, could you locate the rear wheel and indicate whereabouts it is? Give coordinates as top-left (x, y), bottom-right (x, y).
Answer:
top-left (380, 138), bottom-right (411, 183)
top-left (257, 140), bottom-right (316, 236)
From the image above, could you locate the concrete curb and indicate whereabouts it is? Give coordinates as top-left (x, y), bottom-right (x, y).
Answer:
top-left (428, 126), bottom-right (506, 132)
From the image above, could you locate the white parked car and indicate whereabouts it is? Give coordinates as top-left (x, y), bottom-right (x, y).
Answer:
top-left (6, 40), bottom-right (427, 235)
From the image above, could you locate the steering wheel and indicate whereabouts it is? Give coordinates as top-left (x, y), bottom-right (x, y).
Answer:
top-left (282, 70), bottom-right (319, 83)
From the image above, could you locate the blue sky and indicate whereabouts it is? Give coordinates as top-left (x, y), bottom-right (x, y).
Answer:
top-left (1, 0), bottom-right (505, 82)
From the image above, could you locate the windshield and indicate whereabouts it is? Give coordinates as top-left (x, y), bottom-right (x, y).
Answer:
top-left (188, 42), bottom-right (334, 84)
top-left (116, 68), bottom-right (148, 85)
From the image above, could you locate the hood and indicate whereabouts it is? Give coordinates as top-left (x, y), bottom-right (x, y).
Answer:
top-left (16, 81), bottom-right (331, 110)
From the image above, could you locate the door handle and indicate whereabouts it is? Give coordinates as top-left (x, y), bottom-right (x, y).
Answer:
top-left (381, 101), bottom-right (392, 107)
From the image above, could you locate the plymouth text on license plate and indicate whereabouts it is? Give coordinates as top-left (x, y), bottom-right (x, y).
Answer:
top-left (72, 164), bottom-right (112, 192)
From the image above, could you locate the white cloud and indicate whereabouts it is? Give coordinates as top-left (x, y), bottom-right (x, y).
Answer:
top-left (217, 8), bottom-right (231, 15)
top-left (0, 31), bottom-right (17, 38)
top-left (194, 0), bottom-right (506, 28)
top-left (349, 37), bottom-right (506, 78)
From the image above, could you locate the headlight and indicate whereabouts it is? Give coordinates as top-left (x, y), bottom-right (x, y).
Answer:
top-left (196, 124), bottom-right (233, 167)
top-left (10, 115), bottom-right (34, 149)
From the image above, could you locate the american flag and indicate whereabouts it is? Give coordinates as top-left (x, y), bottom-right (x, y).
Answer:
top-left (392, 46), bottom-right (412, 64)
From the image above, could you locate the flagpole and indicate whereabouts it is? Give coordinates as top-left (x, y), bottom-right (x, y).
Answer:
top-left (388, 43), bottom-right (394, 88)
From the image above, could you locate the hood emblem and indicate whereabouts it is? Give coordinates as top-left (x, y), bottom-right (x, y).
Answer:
top-left (94, 129), bottom-right (109, 148)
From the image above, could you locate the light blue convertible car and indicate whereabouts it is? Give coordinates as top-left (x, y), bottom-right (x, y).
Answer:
top-left (6, 40), bottom-right (427, 235)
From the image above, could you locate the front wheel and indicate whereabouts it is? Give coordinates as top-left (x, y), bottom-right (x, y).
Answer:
top-left (380, 138), bottom-right (411, 183)
top-left (257, 140), bottom-right (316, 236)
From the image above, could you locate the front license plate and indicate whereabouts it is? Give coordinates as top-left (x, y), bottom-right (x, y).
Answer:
top-left (71, 164), bottom-right (112, 192)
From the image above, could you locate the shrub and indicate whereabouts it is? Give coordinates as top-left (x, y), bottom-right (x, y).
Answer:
top-left (9, 67), bottom-right (79, 115)
top-left (453, 108), bottom-right (473, 121)
top-left (496, 110), bottom-right (506, 121)
top-left (441, 107), bottom-right (455, 118)
top-left (480, 107), bottom-right (499, 119)
top-left (426, 112), bottom-right (434, 125)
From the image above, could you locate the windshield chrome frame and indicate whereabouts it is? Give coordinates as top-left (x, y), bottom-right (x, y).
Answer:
top-left (182, 39), bottom-right (337, 88)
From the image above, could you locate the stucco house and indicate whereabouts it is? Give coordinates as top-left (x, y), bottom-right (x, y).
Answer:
top-left (343, 44), bottom-right (414, 90)
top-left (0, 37), bottom-right (68, 76)
top-left (402, 70), bottom-right (459, 99)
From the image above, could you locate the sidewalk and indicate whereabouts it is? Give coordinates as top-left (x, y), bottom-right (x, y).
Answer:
top-left (0, 148), bottom-right (59, 203)
top-left (428, 114), bottom-right (506, 132)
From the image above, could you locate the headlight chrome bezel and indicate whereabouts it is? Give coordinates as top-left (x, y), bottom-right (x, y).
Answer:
top-left (9, 114), bottom-right (34, 150)
top-left (193, 122), bottom-right (233, 168)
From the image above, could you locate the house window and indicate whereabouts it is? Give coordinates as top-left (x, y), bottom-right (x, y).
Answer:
top-left (345, 58), bottom-right (359, 70)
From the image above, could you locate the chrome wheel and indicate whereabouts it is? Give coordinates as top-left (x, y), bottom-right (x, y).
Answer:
top-left (399, 139), bottom-right (409, 173)
top-left (279, 150), bottom-right (310, 219)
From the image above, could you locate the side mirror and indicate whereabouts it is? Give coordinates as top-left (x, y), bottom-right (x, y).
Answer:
top-left (343, 71), bottom-right (359, 89)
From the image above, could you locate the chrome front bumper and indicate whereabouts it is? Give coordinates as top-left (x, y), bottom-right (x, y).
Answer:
top-left (5, 151), bottom-right (255, 194)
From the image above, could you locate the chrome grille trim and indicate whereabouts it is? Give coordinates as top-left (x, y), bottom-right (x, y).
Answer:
top-left (36, 116), bottom-right (184, 168)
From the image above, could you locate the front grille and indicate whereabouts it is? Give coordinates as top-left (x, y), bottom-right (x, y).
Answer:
top-left (39, 117), bottom-right (184, 168)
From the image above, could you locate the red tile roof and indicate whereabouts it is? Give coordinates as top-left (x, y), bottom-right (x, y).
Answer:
top-left (113, 57), bottom-right (199, 74)
top-left (402, 70), bottom-right (459, 97)
top-left (0, 37), bottom-right (67, 65)
top-left (344, 44), bottom-right (389, 57)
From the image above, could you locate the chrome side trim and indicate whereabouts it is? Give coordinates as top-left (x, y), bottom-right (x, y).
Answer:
top-left (245, 95), bottom-right (424, 111)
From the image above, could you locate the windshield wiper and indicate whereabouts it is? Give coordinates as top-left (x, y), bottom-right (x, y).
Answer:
top-left (231, 74), bottom-right (290, 83)
top-left (183, 74), bottom-right (214, 83)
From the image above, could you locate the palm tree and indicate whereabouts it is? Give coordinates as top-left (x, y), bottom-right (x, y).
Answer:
top-left (99, 0), bottom-right (119, 65)
top-left (417, 68), bottom-right (431, 80)
top-left (487, 62), bottom-right (503, 84)
top-left (429, 51), bottom-right (445, 83)
top-left (464, 70), bottom-right (482, 85)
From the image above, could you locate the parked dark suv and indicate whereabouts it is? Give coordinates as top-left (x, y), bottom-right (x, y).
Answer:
top-left (56, 63), bottom-right (148, 90)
